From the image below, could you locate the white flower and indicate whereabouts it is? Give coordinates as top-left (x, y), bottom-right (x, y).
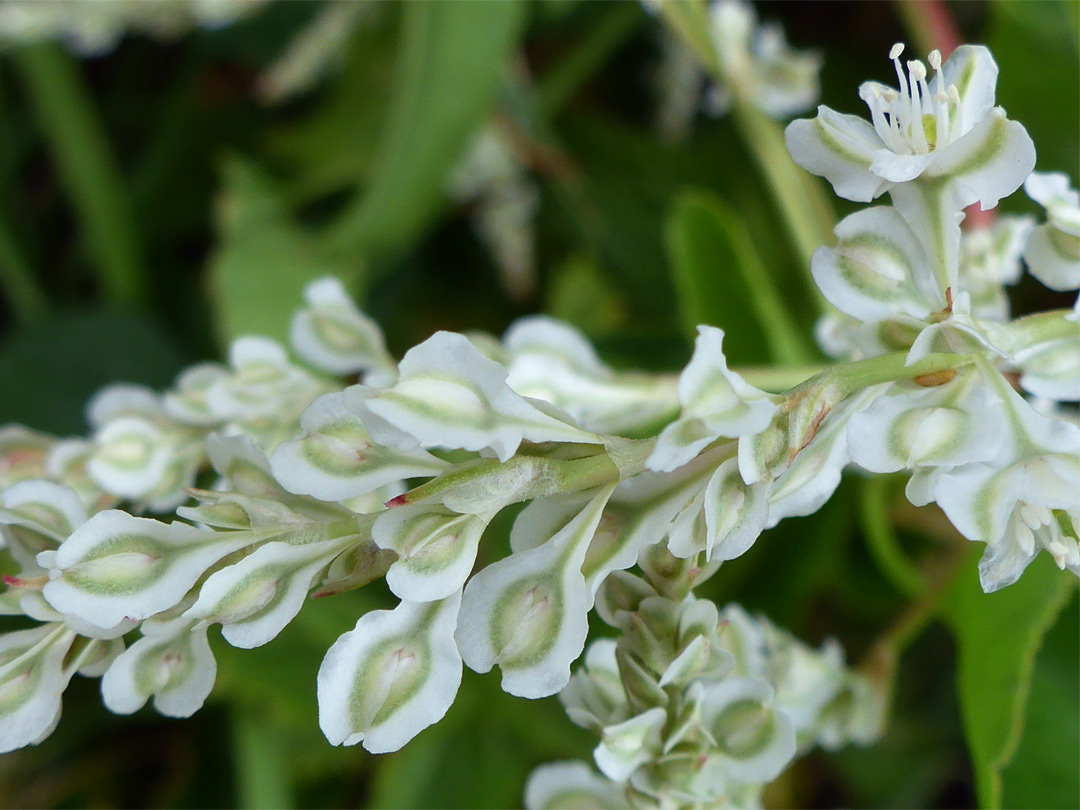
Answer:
top-left (317, 593), bottom-right (462, 753)
top-left (648, 327), bottom-right (777, 473)
top-left (101, 617), bottom-right (216, 718)
top-left (41, 511), bottom-right (251, 627)
top-left (0, 624), bottom-right (76, 753)
top-left (787, 44), bottom-right (1034, 214)
top-left (372, 504), bottom-right (490, 602)
top-left (456, 484), bottom-right (615, 699)
top-left (183, 536), bottom-right (352, 649)
top-left (959, 215), bottom-right (1034, 319)
top-left (698, 676), bottom-right (797, 784)
top-left (505, 316), bottom-right (679, 436)
top-left (933, 362), bottom-right (1080, 591)
top-left (289, 277), bottom-right (396, 381)
top-left (846, 372), bottom-right (1006, 505)
top-left (0, 479), bottom-right (87, 573)
top-left (705, 0), bottom-right (822, 119)
top-left (1023, 172), bottom-right (1080, 293)
top-left (270, 390), bottom-right (446, 503)
top-left (358, 330), bottom-right (599, 462)
top-left (524, 761), bottom-right (627, 810)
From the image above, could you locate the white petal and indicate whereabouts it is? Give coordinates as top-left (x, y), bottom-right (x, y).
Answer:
top-left (593, 707), bottom-right (667, 782)
top-left (524, 761), bottom-right (626, 810)
top-left (1015, 338), bottom-right (1080, 402)
top-left (0, 625), bottom-right (75, 754)
top-left (456, 485), bottom-right (614, 698)
top-left (941, 45), bottom-right (999, 136)
top-left (648, 327), bottom-right (776, 472)
top-left (931, 108), bottom-right (1036, 211)
top-left (289, 277), bottom-right (396, 377)
top-left (811, 206), bottom-right (937, 321)
top-left (362, 331), bottom-right (597, 462)
top-left (785, 106), bottom-right (889, 203)
top-left (700, 676), bottom-right (796, 783)
top-left (317, 593), bottom-right (462, 753)
top-left (702, 458), bottom-right (769, 562)
top-left (271, 391), bottom-right (447, 503)
top-left (183, 538), bottom-right (344, 648)
top-left (101, 621), bottom-right (216, 717)
top-left (1023, 224), bottom-right (1080, 292)
top-left (43, 511), bottom-right (251, 627)
top-left (373, 505), bottom-right (488, 602)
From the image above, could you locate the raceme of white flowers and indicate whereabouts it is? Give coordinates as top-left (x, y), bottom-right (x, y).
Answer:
top-left (1, 36), bottom-right (1078, 809)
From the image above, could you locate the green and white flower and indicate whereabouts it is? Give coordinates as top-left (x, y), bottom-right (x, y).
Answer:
top-left (0, 623), bottom-right (77, 754)
top-left (289, 277), bottom-right (396, 382)
top-left (372, 504), bottom-right (490, 602)
top-left (524, 760), bottom-right (628, 810)
top-left (457, 484), bottom-right (615, 698)
top-left (317, 593), bottom-right (462, 753)
top-left (1023, 172), bottom-right (1080, 296)
top-left (358, 331), bottom-right (599, 462)
top-left (41, 511), bottom-right (251, 627)
top-left (100, 617), bottom-right (216, 718)
top-left (648, 327), bottom-right (776, 473)
top-left (271, 391), bottom-right (447, 503)
top-left (786, 44), bottom-right (1035, 212)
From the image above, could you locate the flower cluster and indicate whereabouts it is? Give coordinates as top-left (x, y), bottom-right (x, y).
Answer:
top-left (1, 35), bottom-right (1076, 809)
top-left (525, 557), bottom-right (880, 810)
top-left (787, 42), bottom-right (1079, 591)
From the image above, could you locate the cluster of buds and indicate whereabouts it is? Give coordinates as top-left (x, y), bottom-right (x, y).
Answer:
top-left (525, 555), bottom-right (880, 810)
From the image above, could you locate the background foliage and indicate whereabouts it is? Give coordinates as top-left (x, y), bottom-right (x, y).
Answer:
top-left (0, 1), bottom-right (1076, 808)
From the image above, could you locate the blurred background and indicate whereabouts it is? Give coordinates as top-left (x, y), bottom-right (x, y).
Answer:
top-left (0, 1), bottom-right (1076, 807)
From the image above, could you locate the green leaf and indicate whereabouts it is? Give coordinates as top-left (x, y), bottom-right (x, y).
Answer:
top-left (1000, 593), bottom-right (1079, 809)
top-left (664, 189), bottom-right (812, 365)
top-left (208, 158), bottom-right (357, 345)
top-left (943, 552), bottom-right (1077, 809)
top-left (0, 307), bottom-right (183, 435)
top-left (326, 0), bottom-right (526, 268)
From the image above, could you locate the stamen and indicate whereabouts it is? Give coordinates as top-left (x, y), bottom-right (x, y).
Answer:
top-left (907, 60), bottom-right (930, 151)
top-left (928, 50), bottom-right (941, 71)
top-left (889, 42), bottom-right (905, 60)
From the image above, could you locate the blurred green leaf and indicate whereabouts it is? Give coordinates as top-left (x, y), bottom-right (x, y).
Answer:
top-left (327, 0), bottom-right (526, 268)
top-left (1000, 593), bottom-right (1079, 809)
top-left (664, 188), bottom-right (812, 365)
top-left (0, 307), bottom-right (183, 435)
top-left (208, 158), bottom-right (357, 345)
top-left (943, 553), bottom-right (1077, 809)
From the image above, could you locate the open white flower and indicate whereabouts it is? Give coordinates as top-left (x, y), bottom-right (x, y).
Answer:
top-left (648, 327), bottom-right (776, 472)
top-left (317, 593), bottom-right (462, 753)
top-left (1023, 172), bottom-right (1080, 294)
top-left (787, 44), bottom-right (1035, 212)
top-left (933, 361), bottom-right (1080, 591)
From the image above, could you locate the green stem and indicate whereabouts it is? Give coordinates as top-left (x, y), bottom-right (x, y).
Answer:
top-left (0, 214), bottom-right (47, 323)
top-left (538, 2), bottom-right (641, 113)
top-left (733, 364), bottom-right (830, 392)
top-left (731, 102), bottom-right (835, 293)
top-left (859, 477), bottom-right (925, 597)
top-left (11, 44), bottom-right (145, 306)
top-left (232, 707), bottom-right (295, 810)
top-left (400, 438), bottom-right (656, 509)
top-left (824, 350), bottom-right (975, 398)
